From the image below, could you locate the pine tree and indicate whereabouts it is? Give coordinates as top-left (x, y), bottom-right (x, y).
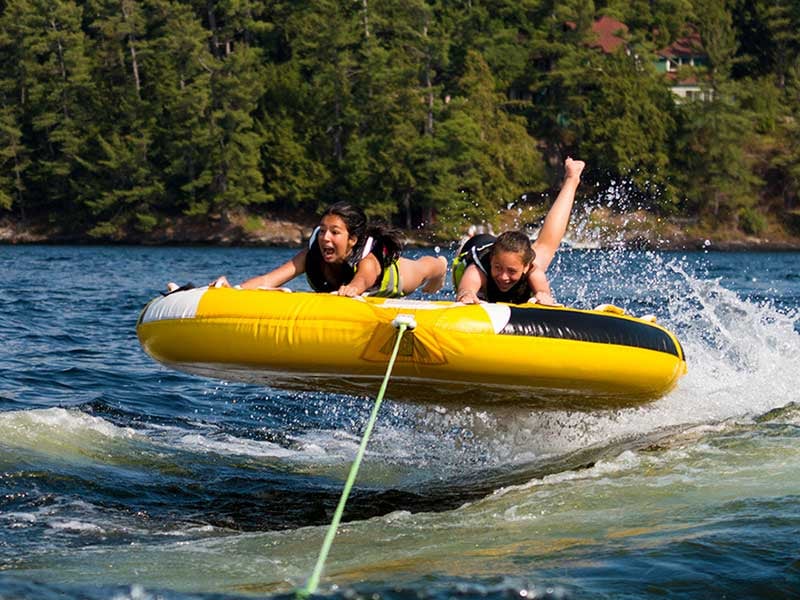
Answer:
top-left (83, 131), bottom-right (165, 238)
top-left (604, 0), bottom-right (692, 47)
top-left (576, 49), bottom-right (677, 209)
top-left (199, 43), bottom-right (269, 214)
top-left (0, 16), bottom-right (30, 215)
top-left (770, 57), bottom-right (800, 212)
top-left (731, 0), bottom-right (800, 86)
top-left (0, 106), bottom-right (28, 212)
top-left (257, 61), bottom-right (329, 211)
top-left (144, 1), bottom-right (216, 215)
top-left (284, 0), bottom-right (362, 169)
top-left (678, 0), bottom-right (762, 227)
top-left (524, 0), bottom-right (596, 167)
top-left (2, 0), bottom-right (95, 226)
top-left (88, 0), bottom-right (145, 100)
top-left (190, 1), bottom-right (270, 215)
top-left (79, 0), bottom-right (160, 238)
top-left (145, 1), bottom-right (269, 217)
top-left (758, 0), bottom-right (800, 89)
top-left (429, 50), bottom-right (544, 234)
top-left (344, 0), bottom-right (446, 227)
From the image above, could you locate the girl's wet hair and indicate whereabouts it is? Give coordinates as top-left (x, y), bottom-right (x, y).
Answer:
top-left (323, 201), bottom-right (404, 266)
top-left (491, 231), bottom-right (535, 264)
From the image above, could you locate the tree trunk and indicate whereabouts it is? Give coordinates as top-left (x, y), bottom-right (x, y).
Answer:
top-left (51, 21), bottom-right (66, 80)
top-left (333, 100), bottom-right (343, 161)
top-left (207, 1), bottom-right (220, 57)
top-left (50, 20), bottom-right (69, 118)
top-left (424, 204), bottom-right (434, 227)
top-left (423, 22), bottom-right (433, 135)
top-left (13, 151), bottom-right (24, 216)
top-left (403, 190), bottom-right (412, 229)
top-left (120, 1), bottom-right (141, 98)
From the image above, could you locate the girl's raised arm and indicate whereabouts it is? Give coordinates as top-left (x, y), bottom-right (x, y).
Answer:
top-left (533, 157), bottom-right (584, 272)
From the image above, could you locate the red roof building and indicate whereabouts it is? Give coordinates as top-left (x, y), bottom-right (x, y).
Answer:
top-left (656, 27), bottom-right (710, 101)
top-left (589, 16), bottom-right (629, 54)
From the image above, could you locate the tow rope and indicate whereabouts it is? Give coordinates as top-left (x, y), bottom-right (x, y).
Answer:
top-left (300, 314), bottom-right (417, 597)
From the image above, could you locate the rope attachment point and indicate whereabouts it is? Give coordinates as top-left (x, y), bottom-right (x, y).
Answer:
top-left (392, 313), bottom-right (417, 331)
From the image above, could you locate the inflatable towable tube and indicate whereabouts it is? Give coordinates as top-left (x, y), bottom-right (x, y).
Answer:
top-left (137, 288), bottom-right (687, 408)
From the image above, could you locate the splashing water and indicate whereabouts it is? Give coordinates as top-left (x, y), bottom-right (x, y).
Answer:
top-left (355, 250), bottom-right (800, 479)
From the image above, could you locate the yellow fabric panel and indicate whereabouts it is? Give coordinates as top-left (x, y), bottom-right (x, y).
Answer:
top-left (358, 301), bottom-right (489, 365)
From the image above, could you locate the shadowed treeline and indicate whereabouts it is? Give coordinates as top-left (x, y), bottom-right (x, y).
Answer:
top-left (0, 0), bottom-right (798, 241)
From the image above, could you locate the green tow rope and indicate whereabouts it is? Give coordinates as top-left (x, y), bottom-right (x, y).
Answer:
top-left (300, 314), bottom-right (417, 598)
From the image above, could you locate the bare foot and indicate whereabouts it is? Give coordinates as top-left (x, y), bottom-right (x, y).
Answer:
top-left (421, 256), bottom-right (448, 293)
top-left (166, 282), bottom-right (180, 292)
top-left (209, 276), bottom-right (231, 288)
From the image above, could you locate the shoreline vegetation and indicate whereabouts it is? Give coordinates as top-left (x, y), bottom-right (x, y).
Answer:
top-left (3, 209), bottom-right (799, 251)
top-left (1, 3), bottom-right (799, 253)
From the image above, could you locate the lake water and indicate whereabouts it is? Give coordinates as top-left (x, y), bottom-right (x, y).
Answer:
top-left (1, 244), bottom-right (799, 600)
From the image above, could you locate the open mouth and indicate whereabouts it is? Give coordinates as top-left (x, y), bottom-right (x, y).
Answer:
top-left (321, 246), bottom-right (336, 261)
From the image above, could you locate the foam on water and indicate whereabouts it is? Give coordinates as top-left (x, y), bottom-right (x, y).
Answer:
top-left (0, 407), bottom-right (141, 460)
top-left (0, 404), bottom-right (375, 468)
top-left (17, 405), bottom-right (797, 596)
top-left (177, 431), bottom-right (307, 460)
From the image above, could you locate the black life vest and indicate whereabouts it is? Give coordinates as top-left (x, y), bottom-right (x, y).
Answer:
top-left (455, 234), bottom-right (533, 304)
top-left (305, 228), bottom-right (395, 293)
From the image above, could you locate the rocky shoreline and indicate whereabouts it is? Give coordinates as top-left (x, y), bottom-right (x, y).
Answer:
top-left (2, 211), bottom-right (800, 251)
top-left (0, 213), bottom-right (314, 248)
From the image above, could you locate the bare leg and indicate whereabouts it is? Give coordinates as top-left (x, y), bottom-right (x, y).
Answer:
top-left (398, 256), bottom-right (448, 294)
top-left (533, 157), bottom-right (585, 272)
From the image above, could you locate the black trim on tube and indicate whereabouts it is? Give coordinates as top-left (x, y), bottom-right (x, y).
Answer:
top-left (501, 307), bottom-right (683, 358)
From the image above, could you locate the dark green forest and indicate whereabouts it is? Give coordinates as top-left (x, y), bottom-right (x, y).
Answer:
top-left (1, 0), bottom-right (799, 241)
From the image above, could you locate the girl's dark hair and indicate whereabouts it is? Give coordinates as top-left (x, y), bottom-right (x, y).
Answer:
top-left (323, 201), bottom-right (405, 266)
top-left (324, 201), bottom-right (367, 240)
top-left (491, 231), bottom-right (535, 264)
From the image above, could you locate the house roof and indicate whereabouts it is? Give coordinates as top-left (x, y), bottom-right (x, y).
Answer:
top-left (659, 28), bottom-right (704, 58)
top-left (590, 16), bottom-right (629, 53)
top-left (665, 72), bottom-right (701, 84)
top-left (568, 16), bottom-right (706, 62)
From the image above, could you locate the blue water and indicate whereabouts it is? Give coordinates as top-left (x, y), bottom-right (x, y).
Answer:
top-left (1, 245), bottom-right (799, 600)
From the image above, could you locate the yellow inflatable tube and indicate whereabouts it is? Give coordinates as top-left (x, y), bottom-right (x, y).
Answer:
top-left (137, 288), bottom-right (687, 408)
